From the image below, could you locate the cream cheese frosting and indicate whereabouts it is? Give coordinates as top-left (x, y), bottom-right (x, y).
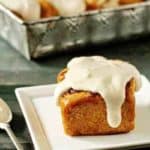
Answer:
top-left (54, 56), bottom-right (141, 128)
top-left (48, 0), bottom-right (86, 16)
top-left (0, 0), bottom-right (40, 20)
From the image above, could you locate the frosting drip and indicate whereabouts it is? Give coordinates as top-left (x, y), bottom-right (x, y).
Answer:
top-left (55, 56), bottom-right (141, 128)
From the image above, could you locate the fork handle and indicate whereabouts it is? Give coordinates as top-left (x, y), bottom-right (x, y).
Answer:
top-left (0, 123), bottom-right (24, 150)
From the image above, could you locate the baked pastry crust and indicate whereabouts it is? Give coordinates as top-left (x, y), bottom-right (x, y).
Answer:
top-left (119, 0), bottom-right (143, 5)
top-left (86, 0), bottom-right (104, 10)
top-left (38, 0), bottom-right (58, 18)
top-left (57, 69), bottom-right (136, 136)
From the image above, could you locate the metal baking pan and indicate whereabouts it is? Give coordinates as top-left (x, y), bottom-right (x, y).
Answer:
top-left (0, 2), bottom-right (150, 60)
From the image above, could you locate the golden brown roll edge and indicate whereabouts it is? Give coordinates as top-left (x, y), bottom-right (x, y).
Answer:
top-left (57, 69), bottom-right (136, 136)
top-left (38, 0), bottom-right (58, 18)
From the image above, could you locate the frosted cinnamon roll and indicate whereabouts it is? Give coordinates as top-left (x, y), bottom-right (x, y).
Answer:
top-left (0, 0), bottom-right (40, 20)
top-left (55, 56), bottom-right (141, 136)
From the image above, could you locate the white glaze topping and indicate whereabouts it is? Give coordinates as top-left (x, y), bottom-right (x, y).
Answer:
top-left (48, 0), bottom-right (86, 16)
top-left (54, 56), bottom-right (141, 128)
top-left (0, 0), bottom-right (40, 20)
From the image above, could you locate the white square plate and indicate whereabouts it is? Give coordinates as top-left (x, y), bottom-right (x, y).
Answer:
top-left (15, 75), bottom-right (150, 150)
